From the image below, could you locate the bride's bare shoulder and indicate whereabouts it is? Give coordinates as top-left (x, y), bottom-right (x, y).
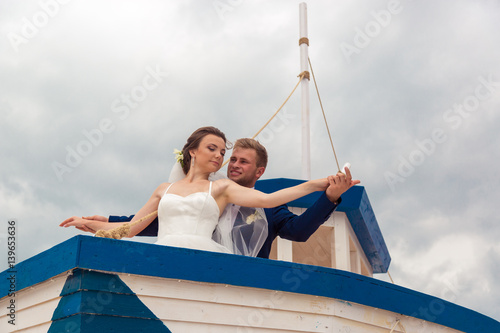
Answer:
top-left (212, 178), bottom-right (235, 193)
top-left (214, 178), bottom-right (233, 185)
top-left (153, 182), bottom-right (171, 197)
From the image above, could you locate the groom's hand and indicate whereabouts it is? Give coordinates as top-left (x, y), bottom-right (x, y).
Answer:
top-left (325, 167), bottom-right (360, 203)
top-left (83, 215), bottom-right (108, 222)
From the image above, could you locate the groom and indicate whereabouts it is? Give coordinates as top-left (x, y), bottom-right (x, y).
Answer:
top-left (82, 138), bottom-right (356, 258)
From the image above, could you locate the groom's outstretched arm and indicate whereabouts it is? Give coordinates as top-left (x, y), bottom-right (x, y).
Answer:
top-left (256, 193), bottom-right (338, 258)
top-left (273, 169), bottom-right (357, 241)
top-left (272, 192), bottom-right (339, 242)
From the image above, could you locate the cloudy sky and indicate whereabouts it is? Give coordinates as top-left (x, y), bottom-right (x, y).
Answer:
top-left (1, 0), bottom-right (499, 322)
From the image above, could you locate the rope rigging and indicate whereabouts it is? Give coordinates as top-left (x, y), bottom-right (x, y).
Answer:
top-left (220, 57), bottom-right (343, 173)
top-left (97, 70), bottom-right (314, 239)
top-left (308, 57), bottom-right (341, 173)
top-left (98, 58), bottom-right (344, 243)
top-left (94, 45), bottom-right (398, 297)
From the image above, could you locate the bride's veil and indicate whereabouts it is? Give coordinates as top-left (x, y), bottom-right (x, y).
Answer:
top-left (168, 161), bottom-right (268, 257)
top-left (213, 205), bottom-right (268, 257)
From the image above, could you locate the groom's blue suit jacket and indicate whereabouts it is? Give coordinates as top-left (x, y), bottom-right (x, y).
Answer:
top-left (109, 192), bottom-right (339, 259)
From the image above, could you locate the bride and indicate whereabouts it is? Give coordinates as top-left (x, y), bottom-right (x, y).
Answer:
top-left (60, 126), bottom-right (351, 254)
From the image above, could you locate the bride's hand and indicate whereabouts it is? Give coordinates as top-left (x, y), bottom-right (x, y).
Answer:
top-left (60, 216), bottom-right (97, 233)
top-left (325, 167), bottom-right (361, 202)
top-left (308, 178), bottom-right (329, 192)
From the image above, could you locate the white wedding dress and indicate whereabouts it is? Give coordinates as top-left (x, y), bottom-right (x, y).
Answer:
top-left (155, 182), bottom-right (232, 254)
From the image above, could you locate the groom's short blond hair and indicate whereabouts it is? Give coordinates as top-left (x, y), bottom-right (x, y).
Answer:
top-left (234, 138), bottom-right (268, 168)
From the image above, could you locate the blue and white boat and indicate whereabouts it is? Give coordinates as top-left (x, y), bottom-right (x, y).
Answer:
top-left (1, 181), bottom-right (499, 332)
top-left (2, 3), bottom-right (499, 332)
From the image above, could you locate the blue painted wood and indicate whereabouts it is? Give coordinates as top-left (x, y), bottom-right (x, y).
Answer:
top-left (52, 291), bottom-right (160, 320)
top-left (71, 235), bottom-right (498, 333)
top-left (338, 186), bottom-right (391, 273)
top-left (255, 179), bottom-right (391, 273)
top-left (0, 236), bottom-right (81, 298)
top-left (60, 269), bottom-right (135, 296)
top-left (2, 236), bottom-right (499, 333)
top-left (49, 314), bottom-right (172, 333)
top-left (49, 268), bottom-right (170, 332)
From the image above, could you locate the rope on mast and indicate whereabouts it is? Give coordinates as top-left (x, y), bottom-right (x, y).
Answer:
top-left (308, 57), bottom-right (341, 173)
top-left (221, 72), bottom-right (307, 168)
top-left (299, 37), bottom-right (309, 46)
top-left (98, 62), bottom-right (345, 239)
top-left (99, 73), bottom-right (309, 239)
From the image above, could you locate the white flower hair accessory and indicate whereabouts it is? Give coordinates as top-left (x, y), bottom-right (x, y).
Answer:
top-left (173, 149), bottom-right (184, 168)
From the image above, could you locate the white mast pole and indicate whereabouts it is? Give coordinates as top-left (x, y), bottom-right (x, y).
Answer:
top-left (299, 3), bottom-right (311, 180)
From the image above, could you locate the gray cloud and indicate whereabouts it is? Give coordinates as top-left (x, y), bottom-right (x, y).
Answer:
top-left (1, 0), bottom-right (499, 322)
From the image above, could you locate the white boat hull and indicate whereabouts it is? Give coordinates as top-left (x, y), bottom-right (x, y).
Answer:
top-left (1, 235), bottom-right (497, 332)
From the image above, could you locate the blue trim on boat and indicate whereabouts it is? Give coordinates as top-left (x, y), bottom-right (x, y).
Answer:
top-left (1, 235), bottom-right (81, 293)
top-left (255, 179), bottom-right (390, 273)
top-left (49, 269), bottom-right (171, 332)
top-left (59, 268), bottom-right (135, 296)
top-left (1, 235), bottom-right (498, 333)
top-left (49, 314), bottom-right (171, 333)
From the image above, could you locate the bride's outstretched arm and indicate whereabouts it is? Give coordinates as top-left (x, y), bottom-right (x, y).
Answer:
top-left (218, 177), bottom-right (329, 209)
top-left (60, 183), bottom-right (167, 236)
top-left (60, 216), bottom-right (113, 232)
top-left (125, 184), bottom-right (166, 237)
top-left (217, 169), bottom-right (360, 210)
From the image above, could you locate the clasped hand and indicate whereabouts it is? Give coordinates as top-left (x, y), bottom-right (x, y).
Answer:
top-left (59, 215), bottom-right (108, 233)
top-left (325, 167), bottom-right (360, 203)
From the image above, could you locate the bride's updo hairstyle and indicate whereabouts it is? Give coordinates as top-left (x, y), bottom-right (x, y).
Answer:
top-left (181, 126), bottom-right (231, 174)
